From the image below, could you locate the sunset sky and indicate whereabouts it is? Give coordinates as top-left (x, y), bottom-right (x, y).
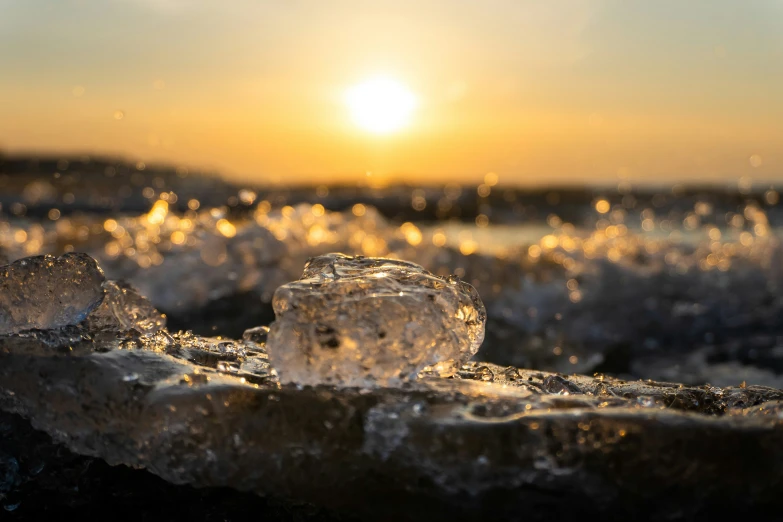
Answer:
top-left (1, 0), bottom-right (782, 185)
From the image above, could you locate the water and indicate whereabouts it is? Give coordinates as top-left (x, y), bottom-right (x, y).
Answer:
top-left (425, 222), bottom-right (783, 256)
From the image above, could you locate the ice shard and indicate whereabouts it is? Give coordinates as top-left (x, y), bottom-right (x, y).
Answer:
top-left (87, 281), bottom-right (166, 334)
top-left (266, 253), bottom-right (486, 387)
top-left (0, 253), bottom-right (105, 335)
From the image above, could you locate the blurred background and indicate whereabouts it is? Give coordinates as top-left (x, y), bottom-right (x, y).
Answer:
top-left (2, 0), bottom-right (783, 387)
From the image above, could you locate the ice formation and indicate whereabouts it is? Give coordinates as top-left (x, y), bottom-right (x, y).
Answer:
top-left (2, 178), bottom-right (783, 385)
top-left (242, 325), bottom-right (270, 345)
top-left (266, 253), bottom-right (486, 387)
top-left (94, 206), bottom-right (289, 314)
top-left (0, 253), bottom-right (105, 335)
top-left (1, 250), bottom-right (783, 518)
top-left (87, 281), bottom-right (166, 334)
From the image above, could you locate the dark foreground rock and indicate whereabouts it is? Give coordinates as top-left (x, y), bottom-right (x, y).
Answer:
top-left (0, 410), bottom-right (352, 521)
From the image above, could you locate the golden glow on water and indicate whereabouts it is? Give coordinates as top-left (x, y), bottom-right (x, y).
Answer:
top-left (352, 203), bottom-right (367, 217)
top-left (400, 222), bottom-right (423, 246)
top-left (216, 219), bottom-right (237, 238)
top-left (170, 230), bottom-right (186, 245)
top-left (432, 230), bottom-right (447, 247)
top-left (459, 238), bottom-right (478, 256)
top-left (0, 180), bottom-right (780, 315)
top-left (146, 200), bottom-right (168, 225)
top-left (595, 200), bottom-right (611, 214)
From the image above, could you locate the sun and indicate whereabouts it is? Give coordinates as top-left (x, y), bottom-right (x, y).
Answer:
top-left (344, 76), bottom-right (418, 135)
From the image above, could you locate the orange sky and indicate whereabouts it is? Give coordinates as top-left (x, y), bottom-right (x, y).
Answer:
top-left (2, 1), bottom-right (783, 185)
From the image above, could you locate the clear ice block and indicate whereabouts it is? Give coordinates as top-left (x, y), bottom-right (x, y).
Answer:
top-left (0, 253), bottom-right (105, 335)
top-left (266, 253), bottom-right (486, 387)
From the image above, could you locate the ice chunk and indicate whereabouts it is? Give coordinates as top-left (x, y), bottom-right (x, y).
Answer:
top-left (266, 253), bottom-right (486, 387)
top-left (0, 253), bottom-right (105, 335)
top-left (87, 281), bottom-right (166, 334)
top-left (95, 211), bottom-right (287, 314)
top-left (242, 325), bottom-right (269, 345)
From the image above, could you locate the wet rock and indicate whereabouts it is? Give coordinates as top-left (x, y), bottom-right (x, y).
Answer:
top-left (266, 253), bottom-right (486, 387)
top-left (0, 410), bottom-right (350, 522)
top-left (0, 253), bottom-right (105, 335)
top-left (0, 450), bottom-right (20, 496)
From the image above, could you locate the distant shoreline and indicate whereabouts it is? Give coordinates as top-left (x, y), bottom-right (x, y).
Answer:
top-left (1, 149), bottom-right (779, 191)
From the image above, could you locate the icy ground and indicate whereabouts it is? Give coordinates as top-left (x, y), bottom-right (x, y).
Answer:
top-left (2, 190), bottom-right (783, 387)
top-left (1, 251), bottom-right (783, 519)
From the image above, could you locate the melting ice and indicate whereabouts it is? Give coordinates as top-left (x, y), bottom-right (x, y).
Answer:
top-left (0, 253), bottom-right (105, 335)
top-left (267, 253), bottom-right (486, 387)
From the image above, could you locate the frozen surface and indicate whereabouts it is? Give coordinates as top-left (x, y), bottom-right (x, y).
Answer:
top-left (267, 253), bottom-right (486, 387)
top-left (0, 253), bottom-right (105, 335)
top-left (2, 178), bottom-right (783, 386)
top-left (5, 156), bottom-right (783, 519)
top-left (94, 205), bottom-right (289, 313)
top-left (0, 252), bottom-right (783, 519)
top-left (242, 324), bottom-right (269, 345)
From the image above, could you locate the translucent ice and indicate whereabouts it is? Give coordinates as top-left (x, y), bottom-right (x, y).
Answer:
top-left (0, 253), bottom-right (105, 335)
top-left (242, 325), bottom-right (270, 345)
top-left (87, 281), bottom-right (166, 334)
top-left (90, 207), bottom-right (288, 314)
top-left (266, 253), bottom-right (486, 387)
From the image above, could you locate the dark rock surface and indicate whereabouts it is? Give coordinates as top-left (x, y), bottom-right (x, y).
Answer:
top-left (0, 410), bottom-right (352, 521)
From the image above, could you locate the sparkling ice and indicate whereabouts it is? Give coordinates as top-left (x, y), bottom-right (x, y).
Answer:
top-left (266, 253), bottom-right (486, 387)
top-left (0, 253), bottom-right (105, 335)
